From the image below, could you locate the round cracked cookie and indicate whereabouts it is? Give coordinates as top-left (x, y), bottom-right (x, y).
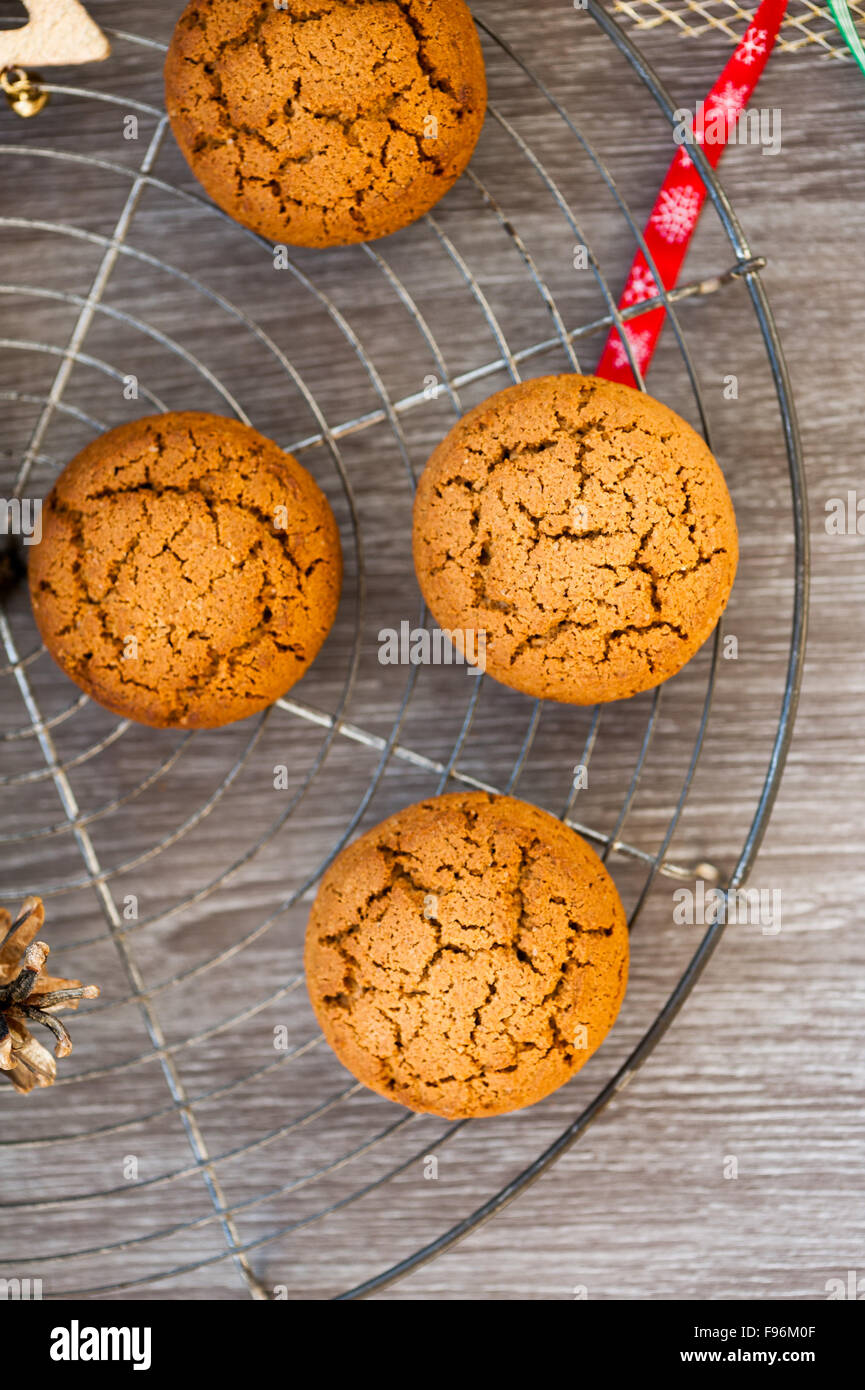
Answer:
top-left (305, 791), bottom-right (629, 1118)
top-left (28, 412), bottom-right (342, 729)
top-left (413, 374), bottom-right (738, 704)
top-left (164, 0), bottom-right (487, 248)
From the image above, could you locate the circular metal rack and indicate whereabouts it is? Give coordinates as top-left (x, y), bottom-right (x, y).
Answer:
top-left (0, 3), bottom-right (808, 1300)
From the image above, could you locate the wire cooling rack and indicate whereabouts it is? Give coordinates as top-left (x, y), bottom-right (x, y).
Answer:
top-left (0, 2), bottom-right (807, 1299)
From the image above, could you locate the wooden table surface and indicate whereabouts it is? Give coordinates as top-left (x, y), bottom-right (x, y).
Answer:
top-left (0, 0), bottom-right (862, 1301)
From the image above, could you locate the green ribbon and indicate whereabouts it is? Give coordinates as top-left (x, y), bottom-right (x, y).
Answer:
top-left (827, 0), bottom-right (865, 79)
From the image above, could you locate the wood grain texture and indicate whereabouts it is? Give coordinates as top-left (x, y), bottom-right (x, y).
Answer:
top-left (0, 0), bottom-right (861, 1301)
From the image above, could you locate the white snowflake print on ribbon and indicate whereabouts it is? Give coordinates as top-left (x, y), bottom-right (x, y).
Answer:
top-left (709, 81), bottom-right (749, 123)
top-left (740, 26), bottom-right (768, 65)
top-left (610, 326), bottom-right (653, 373)
top-left (650, 184), bottom-right (702, 245)
top-left (622, 263), bottom-right (659, 306)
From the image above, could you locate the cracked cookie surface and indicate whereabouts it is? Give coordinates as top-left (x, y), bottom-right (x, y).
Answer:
top-left (305, 791), bottom-right (629, 1118)
top-left (28, 412), bottom-right (342, 729)
top-left (164, 0), bottom-right (487, 247)
top-left (413, 374), bottom-right (738, 704)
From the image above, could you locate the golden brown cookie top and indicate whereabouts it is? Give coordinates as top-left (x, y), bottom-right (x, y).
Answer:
top-left (164, 0), bottom-right (487, 247)
top-left (305, 791), bottom-right (629, 1118)
top-left (28, 412), bottom-right (342, 729)
top-left (413, 374), bottom-right (738, 704)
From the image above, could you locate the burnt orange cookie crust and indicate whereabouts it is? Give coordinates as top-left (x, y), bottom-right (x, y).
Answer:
top-left (28, 412), bottom-right (342, 729)
top-left (164, 0), bottom-right (487, 248)
top-left (413, 374), bottom-right (738, 704)
top-left (305, 791), bottom-right (629, 1118)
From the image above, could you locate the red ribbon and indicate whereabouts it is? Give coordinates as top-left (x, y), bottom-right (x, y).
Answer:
top-left (596, 0), bottom-right (788, 385)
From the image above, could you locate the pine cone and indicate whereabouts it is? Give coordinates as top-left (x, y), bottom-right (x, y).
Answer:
top-left (0, 897), bottom-right (100, 1092)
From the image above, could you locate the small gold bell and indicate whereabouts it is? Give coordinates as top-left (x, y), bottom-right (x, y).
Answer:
top-left (1, 67), bottom-right (49, 118)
